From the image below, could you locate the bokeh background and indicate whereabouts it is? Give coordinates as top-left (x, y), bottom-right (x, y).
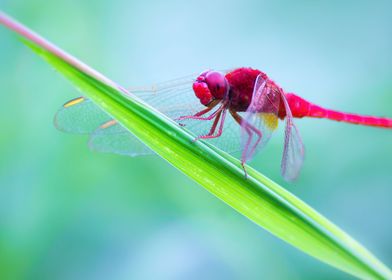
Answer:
top-left (1, 1), bottom-right (391, 279)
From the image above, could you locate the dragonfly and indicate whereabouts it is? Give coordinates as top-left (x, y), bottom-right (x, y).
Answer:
top-left (55, 67), bottom-right (392, 181)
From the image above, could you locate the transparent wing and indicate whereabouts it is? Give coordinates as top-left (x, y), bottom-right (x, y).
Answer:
top-left (55, 75), bottom-right (204, 134)
top-left (55, 97), bottom-right (110, 134)
top-left (241, 75), bottom-right (280, 162)
top-left (87, 114), bottom-right (242, 157)
top-left (280, 94), bottom-right (305, 181)
top-left (88, 120), bottom-right (153, 157)
top-left (55, 74), bottom-right (242, 157)
top-left (129, 74), bottom-right (204, 119)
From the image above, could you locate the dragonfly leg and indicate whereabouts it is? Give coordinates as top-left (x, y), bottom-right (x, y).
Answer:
top-left (195, 109), bottom-right (228, 141)
top-left (241, 125), bottom-right (253, 178)
top-left (230, 111), bottom-right (263, 171)
top-left (245, 122), bottom-right (262, 159)
top-left (176, 100), bottom-right (224, 122)
top-left (230, 111), bottom-right (252, 177)
top-left (193, 111), bottom-right (222, 141)
top-left (176, 106), bottom-right (214, 121)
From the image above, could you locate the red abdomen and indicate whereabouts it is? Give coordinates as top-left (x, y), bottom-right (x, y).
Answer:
top-left (225, 68), bottom-right (392, 128)
top-left (285, 93), bottom-right (392, 128)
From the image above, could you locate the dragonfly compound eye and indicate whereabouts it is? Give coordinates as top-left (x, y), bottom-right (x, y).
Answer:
top-left (193, 80), bottom-right (214, 106)
top-left (205, 71), bottom-right (228, 99)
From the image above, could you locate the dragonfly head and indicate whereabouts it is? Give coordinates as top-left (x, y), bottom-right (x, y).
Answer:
top-left (193, 70), bottom-right (229, 106)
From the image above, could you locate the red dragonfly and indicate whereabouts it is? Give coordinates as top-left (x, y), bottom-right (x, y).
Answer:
top-left (55, 67), bottom-right (392, 181)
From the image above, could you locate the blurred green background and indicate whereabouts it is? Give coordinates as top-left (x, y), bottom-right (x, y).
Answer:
top-left (1, 1), bottom-right (391, 279)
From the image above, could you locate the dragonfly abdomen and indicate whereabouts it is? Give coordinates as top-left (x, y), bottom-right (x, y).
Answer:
top-left (321, 110), bottom-right (392, 128)
top-left (286, 93), bottom-right (392, 128)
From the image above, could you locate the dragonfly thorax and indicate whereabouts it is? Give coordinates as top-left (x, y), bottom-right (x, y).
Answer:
top-left (193, 68), bottom-right (278, 113)
top-left (225, 67), bottom-right (266, 112)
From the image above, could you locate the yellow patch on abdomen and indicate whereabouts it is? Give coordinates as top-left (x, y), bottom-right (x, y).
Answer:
top-left (259, 113), bottom-right (278, 130)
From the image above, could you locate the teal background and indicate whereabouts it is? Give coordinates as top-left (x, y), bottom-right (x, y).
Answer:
top-left (1, 1), bottom-right (391, 279)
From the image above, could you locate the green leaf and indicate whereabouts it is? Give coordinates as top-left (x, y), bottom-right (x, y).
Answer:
top-left (1, 11), bottom-right (391, 280)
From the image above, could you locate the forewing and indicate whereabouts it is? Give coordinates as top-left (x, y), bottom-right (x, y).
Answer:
top-left (54, 97), bottom-right (111, 134)
top-left (54, 75), bottom-right (202, 133)
top-left (55, 73), bottom-right (242, 157)
top-left (241, 75), bottom-right (280, 162)
top-left (280, 93), bottom-right (305, 181)
top-left (130, 74), bottom-right (204, 119)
